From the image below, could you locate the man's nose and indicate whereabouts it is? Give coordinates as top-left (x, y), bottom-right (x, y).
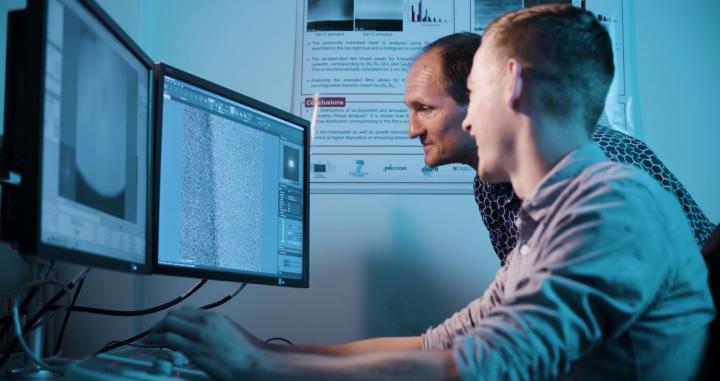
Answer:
top-left (408, 112), bottom-right (424, 139)
top-left (461, 115), bottom-right (472, 134)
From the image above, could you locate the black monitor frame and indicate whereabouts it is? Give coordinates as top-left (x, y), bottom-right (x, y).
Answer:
top-left (152, 63), bottom-right (310, 288)
top-left (1, 0), bottom-right (154, 273)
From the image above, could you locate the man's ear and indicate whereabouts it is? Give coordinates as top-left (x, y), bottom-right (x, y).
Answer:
top-left (506, 58), bottom-right (523, 110)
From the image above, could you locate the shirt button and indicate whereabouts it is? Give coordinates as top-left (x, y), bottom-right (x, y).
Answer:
top-left (520, 244), bottom-right (530, 256)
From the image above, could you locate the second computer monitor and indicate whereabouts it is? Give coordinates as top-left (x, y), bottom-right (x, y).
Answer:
top-left (153, 64), bottom-right (309, 287)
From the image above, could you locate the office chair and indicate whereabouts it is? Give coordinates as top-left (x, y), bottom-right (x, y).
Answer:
top-left (701, 224), bottom-right (720, 380)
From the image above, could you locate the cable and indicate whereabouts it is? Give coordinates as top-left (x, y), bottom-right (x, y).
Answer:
top-left (0, 267), bottom-right (89, 369)
top-left (50, 279), bottom-right (207, 317)
top-left (0, 281), bottom-right (74, 369)
top-left (200, 282), bottom-right (246, 310)
top-left (2, 275), bottom-right (207, 365)
top-left (9, 278), bottom-right (206, 320)
top-left (265, 337), bottom-right (293, 346)
top-left (0, 261), bottom-right (55, 341)
top-left (1, 286), bottom-right (38, 342)
top-left (95, 329), bottom-right (153, 355)
top-left (43, 260), bottom-right (56, 278)
top-left (53, 276), bottom-right (86, 355)
top-left (53, 278), bottom-right (207, 356)
top-left (111, 342), bottom-right (168, 350)
top-left (97, 283), bottom-right (247, 354)
top-left (10, 279), bottom-right (74, 375)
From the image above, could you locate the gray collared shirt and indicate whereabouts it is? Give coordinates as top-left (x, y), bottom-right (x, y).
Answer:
top-left (422, 143), bottom-right (715, 380)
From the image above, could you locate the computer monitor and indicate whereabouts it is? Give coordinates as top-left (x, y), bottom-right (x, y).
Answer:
top-left (153, 64), bottom-right (310, 287)
top-left (1, 0), bottom-right (153, 273)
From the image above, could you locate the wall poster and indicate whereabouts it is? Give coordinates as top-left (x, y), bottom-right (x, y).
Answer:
top-left (293, 0), bottom-right (631, 194)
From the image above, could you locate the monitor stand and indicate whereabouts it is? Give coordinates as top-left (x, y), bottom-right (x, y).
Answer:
top-left (6, 259), bottom-right (60, 380)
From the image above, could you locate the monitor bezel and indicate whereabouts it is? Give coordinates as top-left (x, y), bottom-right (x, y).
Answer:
top-left (8, 0), bottom-right (154, 273)
top-left (152, 63), bottom-right (310, 288)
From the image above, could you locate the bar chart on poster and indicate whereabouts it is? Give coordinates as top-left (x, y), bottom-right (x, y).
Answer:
top-left (293, 0), bottom-right (632, 193)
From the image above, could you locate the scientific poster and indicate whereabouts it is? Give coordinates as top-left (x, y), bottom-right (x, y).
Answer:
top-left (293, 0), bottom-right (632, 193)
top-left (575, 0), bottom-right (631, 133)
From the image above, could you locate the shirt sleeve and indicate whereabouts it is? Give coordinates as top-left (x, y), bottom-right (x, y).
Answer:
top-left (453, 169), bottom-right (677, 380)
top-left (422, 264), bottom-right (510, 351)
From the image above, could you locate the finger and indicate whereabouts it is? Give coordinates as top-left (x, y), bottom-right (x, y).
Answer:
top-left (168, 305), bottom-right (212, 323)
top-left (228, 318), bottom-right (256, 338)
top-left (149, 314), bottom-right (201, 341)
top-left (145, 331), bottom-right (230, 381)
top-left (144, 331), bottom-right (194, 354)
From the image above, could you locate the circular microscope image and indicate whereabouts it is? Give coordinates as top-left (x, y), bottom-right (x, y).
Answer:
top-left (75, 34), bottom-right (127, 199)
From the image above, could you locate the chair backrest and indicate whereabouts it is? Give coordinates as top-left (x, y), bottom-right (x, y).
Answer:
top-left (701, 224), bottom-right (720, 380)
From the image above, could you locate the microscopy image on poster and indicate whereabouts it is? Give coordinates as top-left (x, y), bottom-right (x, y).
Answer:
top-left (307, 0), bottom-right (354, 31)
top-left (472, 0), bottom-right (522, 33)
top-left (524, 0), bottom-right (571, 6)
top-left (355, 0), bottom-right (403, 31)
top-left (300, 0), bottom-right (456, 97)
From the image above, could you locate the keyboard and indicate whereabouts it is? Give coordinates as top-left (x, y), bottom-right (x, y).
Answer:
top-left (63, 348), bottom-right (210, 381)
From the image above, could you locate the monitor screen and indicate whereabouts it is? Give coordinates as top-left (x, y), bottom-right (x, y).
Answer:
top-left (154, 65), bottom-right (309, 287)
top-left (38, 0), bottom-right (150, 270)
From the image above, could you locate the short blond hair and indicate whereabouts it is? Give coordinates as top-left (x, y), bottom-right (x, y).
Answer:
top-left (485, 4), bottom-right (614, 131)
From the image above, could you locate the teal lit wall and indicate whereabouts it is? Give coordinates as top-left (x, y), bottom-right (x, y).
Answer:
top-left (630, 0), bottom-right (720, 222)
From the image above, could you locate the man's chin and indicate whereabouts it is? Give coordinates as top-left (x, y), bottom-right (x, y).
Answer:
top-left (425, 154), bottom-right (463, 168)
top-left (423, 156), bottom-right (439, 168)
top-left (476, 166), bottom-right (509, 183)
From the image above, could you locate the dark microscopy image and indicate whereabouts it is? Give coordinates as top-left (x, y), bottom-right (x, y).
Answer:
top-left (355, 0), bottom-right (403, 31)
top-left (307, 0), bottom-right (354, 31)
top-left (523, 0), bottom-right (571, 6)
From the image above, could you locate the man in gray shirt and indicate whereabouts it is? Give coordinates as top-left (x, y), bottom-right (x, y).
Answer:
top-left (146, 5), bottom-right (715, 380)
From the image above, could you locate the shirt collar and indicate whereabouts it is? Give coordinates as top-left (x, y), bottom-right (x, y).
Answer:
top-left (520, 142), bottom-right (607, 222)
